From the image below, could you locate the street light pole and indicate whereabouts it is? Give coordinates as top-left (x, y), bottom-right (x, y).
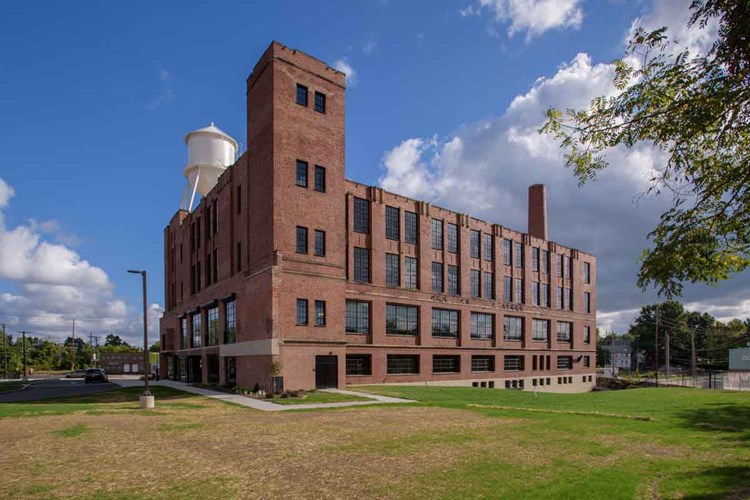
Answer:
top-left (128, 269), bottom-right (154, 409)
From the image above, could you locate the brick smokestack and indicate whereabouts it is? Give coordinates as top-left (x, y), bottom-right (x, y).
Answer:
top-left (528, 184), bottom-right (548, 240)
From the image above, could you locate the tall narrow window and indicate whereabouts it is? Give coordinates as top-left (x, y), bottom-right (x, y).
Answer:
top-left (192, 312), bottom-right (202, 348)
top-left (386, 253), bottom-right (400, 287)
top-left (514, 242), bottom-right (524, 268)
top-left (557, 254), bottom-right (563, 277)
top-left (566, 288), bottom-right (573, 311)
top-left (540, 283), bottom-right (549, 308)
top-left (483, 272), bottom-right (494, 299)
top-left (584, 292), bottom-right (591, 313)
top-left (541, 249), bottom-right (549, 274)
top-left (296, 160), bottom-right (308, 187)
top-left (404, 256), bottom-right (418, 289)
top-left (483, 234), bottom-right (494, 262)
top-left (225, 300), bottom-right (236, 344)
top-left (346, 301), bottom-right (370, 334)
top-left (353, 198), bottom-right (370, 234)
top-left (532, 247), bottom-right (540, 272)
top-left (583, 326), bottom-right (591, 343)
top-left (557, 286), bottom-right (563, 309)
top-left (207, 307), bottom-right (218, 346)
top-left (432, 262), bottom-right (443, 293)
top-left (503, 239), bottom-right (512, 265)
top-left (503, 276), bottom-right (512, 302)
top-left (447, 265), bottom-right (459, 295)
top-left (296, 226), bottom-right (308, 254)
top-left (296, 83), bottom-right (308, 106)
top-left (584, 262), bottom-right (591, 284)
top-left (296, 299), bottom-right (308, 325)
top-left (236, 241), bottom-right (242, 273)
top-left (405, 211), bottom-right (418, 244)
top-left (470, 270), bottom-right (480, 298)
top-left (180, 317), bottom-right (188, 349)
top-left (314, 230), bottom-right (325, 257)
top-left (431, 219), bottom-right (443, 250)
top-left (532, 281), bottom-right (539, 306)
top-left (514, 278), bottom-right (524, 303)
top-left (314, 91), bottom-right (326, 113)
top-left (315, 300), bottom-right (326, 326)
top-left (385, 206), bottom-right (400, 241)
top-left (236, 185), bottom-right (242, 214)
top-left (353, 247), bottom-right (370, 283)
top-left (314, 165), bottom-right (326, 192)
top-left (447, 223), bottom-right (458, 253)
top-left (470, 230), bottom-right (480, 259)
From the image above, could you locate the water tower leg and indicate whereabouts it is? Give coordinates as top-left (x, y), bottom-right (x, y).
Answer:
top-left (180, 184), bottom-right (190, 211)
top-left (187, 168), bottom-right (201, 211)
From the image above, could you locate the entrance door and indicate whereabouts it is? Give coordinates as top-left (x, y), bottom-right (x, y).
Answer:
top-left (315, 356), bottom-right (338, 389)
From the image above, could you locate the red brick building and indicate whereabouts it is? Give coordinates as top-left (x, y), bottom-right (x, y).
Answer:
top-left (159, 41), bottom-right (597, 393)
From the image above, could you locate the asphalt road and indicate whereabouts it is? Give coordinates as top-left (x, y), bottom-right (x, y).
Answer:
top-left (0, 379), bottom-right (118, 402)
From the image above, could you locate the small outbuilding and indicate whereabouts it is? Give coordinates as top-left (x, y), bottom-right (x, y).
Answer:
top-left (724, 347), bottom-right (750, 391)
top-left (100, 352), bottom-right (146, 375)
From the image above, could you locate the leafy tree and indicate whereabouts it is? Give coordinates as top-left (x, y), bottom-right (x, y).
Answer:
top-left (149, 342), bottom-right (160, 353)
top-left (104, 334), bottom-right (127, 347)
top-left (541, 0), bottom-right (750, 297)
top-left (628, 301), bottom-right (689, 369)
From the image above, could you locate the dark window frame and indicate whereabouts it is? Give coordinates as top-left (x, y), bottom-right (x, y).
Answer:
top-left (296, 226), bottom-right (308, 254)
top-left (296, 83), bottom-right (308, 106)
top-left (296, 299), bottom-right (308, 325)
top-left (345, 300), bottom-right (370, 334)
top-left (296, 160), bottom-right (308, 188)
top-left (314, 229), bottom-right (326, 257)
top-left (314, 165), bottom-right (326, 192)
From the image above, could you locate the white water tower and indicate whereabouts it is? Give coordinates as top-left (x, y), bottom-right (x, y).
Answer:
top-left (180, 123), bottom-right (238, 211)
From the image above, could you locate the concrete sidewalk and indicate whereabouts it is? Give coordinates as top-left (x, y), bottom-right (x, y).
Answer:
top-left (110, 378), bottom-right (414, 412)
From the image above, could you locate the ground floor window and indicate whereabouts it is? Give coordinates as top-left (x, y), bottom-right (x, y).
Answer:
top-left (387, 354), bottom-right (419, 375)
top-left (471, 355), bottom-right (495, 372)
top-left (432, 355), bottom-right (460, 373)
top-left (226, 357), bottom-right (236, 386)
top-left (557, 355), bottom-right (573, 370)
top-left (346, 354), bottom-right (372, 376)
top-left (504, 355), bottom-right (524, 371)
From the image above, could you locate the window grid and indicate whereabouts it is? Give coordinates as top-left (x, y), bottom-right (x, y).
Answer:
top-left (225, 300), bottom-right (236, 344)
top-left (471, 355), bottom-right (495, 372)
top-left (584, 262), bottom-right (591, 283)
top-left (386, 253), bottom-right (400, 287)
top-left (353, 247), bottom-right (370, 283)
top-left (532, 281), bottom-right (539, 306)
top-left (314, 230), bottom-right (325, 257)
top-left (447, 265), bottom-right (459, 295)
top-left (503, 239), bottom-right (512, 265)
top-left (503, 275), bottom-right (512, 302)
top-left (584, 292), bottom-right (591, 313)
top-left (296, 84), bottom-right (308, 106)
top-left (346, 355), bottom-right (372, 376)
top-left (557, 356), bottom-right (573, 370)
top-left (192, 313), bottom-right (202, 348)
top-left (557, 321), bottom-right (572, 342)
top-left (447, 223), bottom-right (458, 253)
top-left (296, 299), bottom-right (308, 325)
top-left (532, 319), bottom-right (548, 341)
top-left (385, 206), bottom-right (400, 241)
top-left (471, 312), bottom-right (494, 340)
top-left (483, 272), bottom-right (494, 299)
top-left (207, 307), bottom-right (218, 346)
top-left (387, 355), bottom-right (419, 374)
top-left (315, 300), bottom-right (326, 326)
top-left (483, 234), bottom-right (494, 262)
top-left (433, 355), bottom-right (460, 373)
top-left (541, 249), bottom-right (549, 274)
top-left (345, 300), bottom-right (370, 334)
top-left (556, 286), bottom-right (564, 309)
top-left (504, 355), bottom-right (524, 371)
top-left (296, 226), bottom-right (308, 254)
top-left (353, 198), bottom-right (370, 234)
top-left (432, 262), bottom-right (443, 293)
top-left (532, 247), bottom-right (540, 272)
top-left (432, 308), bottom-right (459, 337)
top-left (470, 230), bottom-right (480, 259)
top-left (583, 326), bottom-right (591, 344)
top-left (514, 278), bottom-right (524, 304)
top-left (470, 270), bottom-right (480, 298)
top-left (404, 256), bottom-right (418, 289)
top-left (503, 316), bottom-right (523, 341)
top-left (386, 304), bottom-right (419, 335)
top-left (296, 160), bottom-right (308, 187)
top-left (314, 91), bottom-right (326, 113)
top-left (314, 165), bottom-right (326, 192)
top-left (514, 241), bottom-right (524, 268)
top-left (540, 283), bottom-right (549, 308)
top-left (404, 211), bottom-right (418, 244)
top-left (431, 219), bottom-right (443, 250)
top-left (180, 317), bottom-right (188, 349)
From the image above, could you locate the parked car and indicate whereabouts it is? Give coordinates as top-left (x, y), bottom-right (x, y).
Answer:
top-left (65, 369), bottom-right (88, 378)
top-left (84, 368), bottom-right (108, 384)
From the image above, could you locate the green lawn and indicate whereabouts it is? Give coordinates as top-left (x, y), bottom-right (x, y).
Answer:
top-left (1, 384), bottom-right (749, 499)
top-left (269, 390), bottom-right (370, 405)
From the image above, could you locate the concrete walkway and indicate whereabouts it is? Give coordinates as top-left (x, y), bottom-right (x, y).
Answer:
top-left (110, 378), bottom-right (414, 412)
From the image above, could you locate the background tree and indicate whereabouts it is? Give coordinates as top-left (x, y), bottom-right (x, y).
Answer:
top-left (149, 341), bottom-right (160, 353)
top-left (542, 0), bottom-right (750, 296)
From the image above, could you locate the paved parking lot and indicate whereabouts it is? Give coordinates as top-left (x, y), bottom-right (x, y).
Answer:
top-left (0, 379), bottom-right (117, 402)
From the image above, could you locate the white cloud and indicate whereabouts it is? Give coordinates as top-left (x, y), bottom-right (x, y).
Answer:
top-left (333, 58), bottom-right (357, 86)
top-left (147, 68), bottom-right (174, 109)
top-left (362, 41), bottom-right (377, 55)
top-left (0, 177), bottom-right (162, 345)
top-left (462, 0), bottom-right (583, 40)
top-left (379, 5), bottom-right (750, 333)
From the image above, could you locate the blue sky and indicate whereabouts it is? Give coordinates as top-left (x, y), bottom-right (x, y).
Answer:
top-left (1, 0), bottom-right (746, 343)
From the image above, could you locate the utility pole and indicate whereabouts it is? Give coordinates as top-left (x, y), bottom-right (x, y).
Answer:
top-left (71, 318), bottom-right (77, 370)
top-left (128, 269), bottom-right (154, 409)
top-left (20, 331), bottom-right (29, 381)
top-left (654, 306), bottom-right (659, 387)
top-left (611, 332), bottom-right (616, 377)
top-left (665, 322), bottom-right (670, 384)
top-left (691, 326), bottom-right (698, 386)
top-left (2, 323), bottom-right (7, 380)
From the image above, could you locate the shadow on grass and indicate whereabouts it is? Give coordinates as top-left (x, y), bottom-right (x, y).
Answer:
top-left (676, 465), bottom-right (750, 499)
top-left (32, 386), bottom-right (198, 405)
top-left (676, 402), bottom-right (750, 441)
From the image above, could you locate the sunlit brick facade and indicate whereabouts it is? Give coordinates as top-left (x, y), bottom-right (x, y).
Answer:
top-left (159, 41), bottom-right (597, 393)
